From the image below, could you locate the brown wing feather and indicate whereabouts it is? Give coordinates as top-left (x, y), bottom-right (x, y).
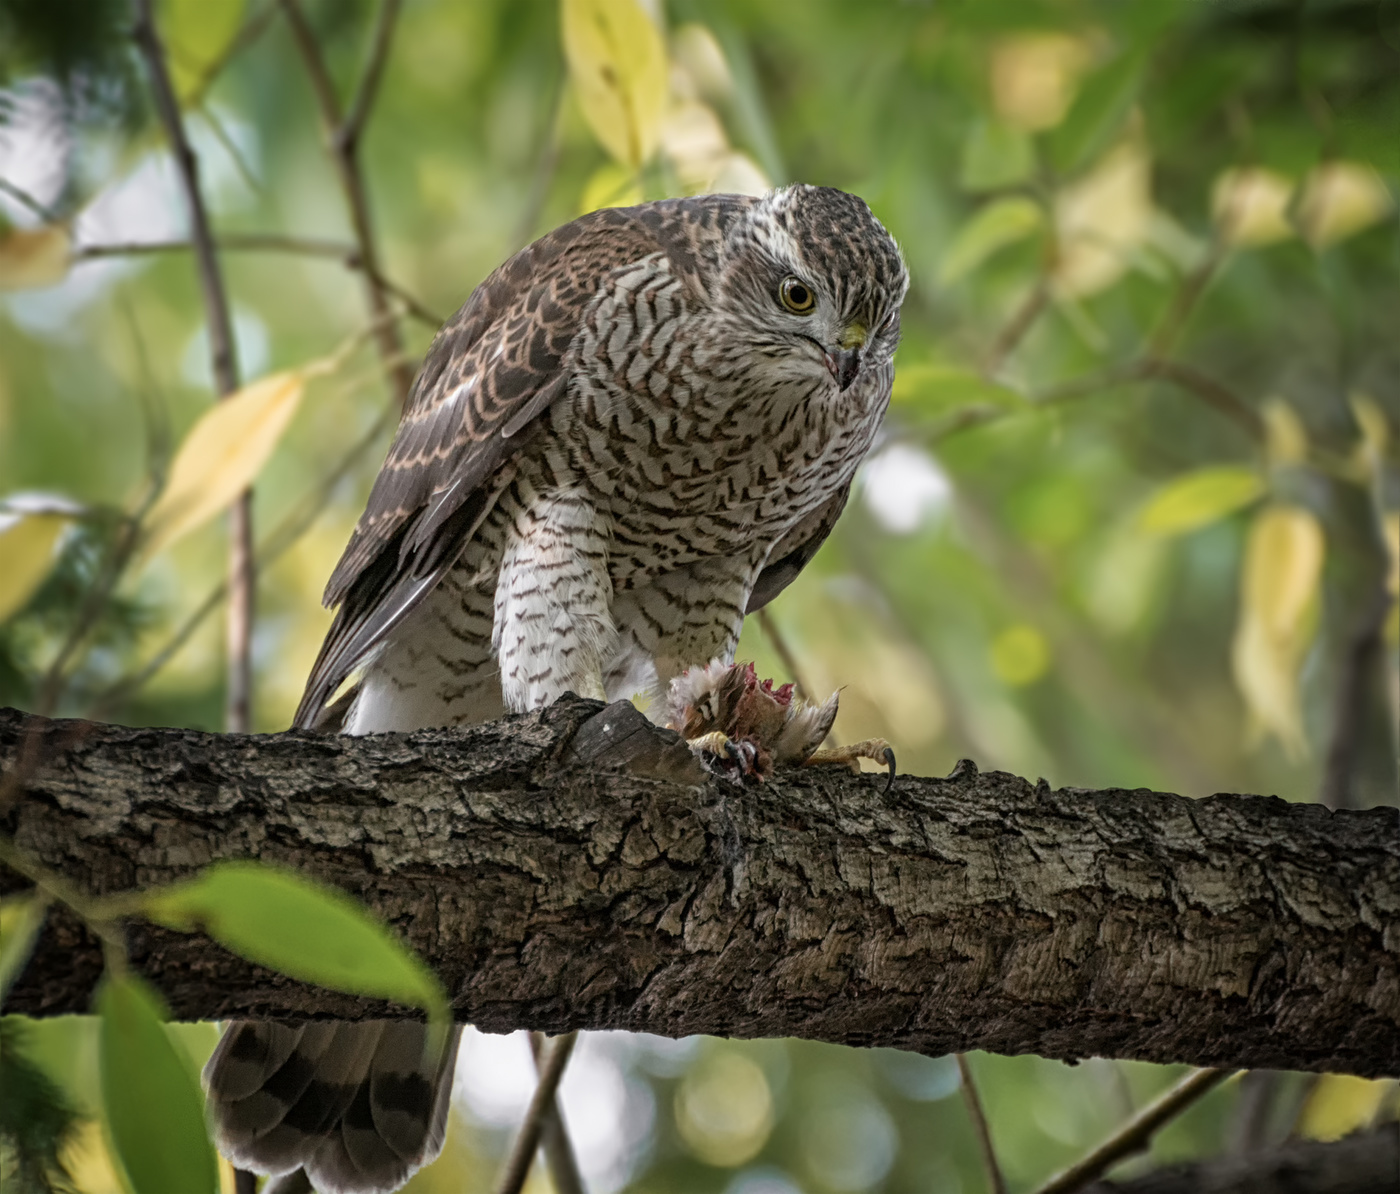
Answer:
top-left (745, 482), bottom-right (851, 615)
top-left (294, 202), bottom-right (735, 729)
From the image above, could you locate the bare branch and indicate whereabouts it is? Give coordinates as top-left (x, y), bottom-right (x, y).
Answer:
top-left (1085, 1124), bottom-right (1399, 1194)
top-left (341, 0), bottom-right (403, 153)
top-left (278, 0), bottom-right (416, 403)
top-left (957, 1054), bottom-right (1008, 1194)
top-left (1034, 1069), bottom-right (1233, 1194)
top-left (983, 278), bottom-right (1050, 377)
top-left (131, 0), bottom-right (255, 733)
top-left (495, 1033), bottom-right (579, 1194)
top-left (4, 700), bottom-right (1397, 1079)
top-left (72, 235), bottom-right (445, 327)
top-left (528, 1032), bottom-right (587, 1194)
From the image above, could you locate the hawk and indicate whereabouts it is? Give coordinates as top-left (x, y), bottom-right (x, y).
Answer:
top-left (204, 184), bottom-right (907, 1193)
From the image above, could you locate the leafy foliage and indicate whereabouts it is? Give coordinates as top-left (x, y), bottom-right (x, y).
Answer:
top-left (1, 0), bottom-right (1397, 1190)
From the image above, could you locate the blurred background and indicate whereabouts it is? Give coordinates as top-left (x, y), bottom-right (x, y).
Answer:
top-left (2, 0), bottom-right (1397, 1190)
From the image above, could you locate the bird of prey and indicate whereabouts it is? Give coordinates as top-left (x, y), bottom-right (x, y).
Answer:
top-left (204, 184), bottom-right (908, 1193)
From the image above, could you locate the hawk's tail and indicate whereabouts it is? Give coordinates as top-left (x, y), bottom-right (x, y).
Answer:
top-left (204, 1020), bottom-right (462, 1194)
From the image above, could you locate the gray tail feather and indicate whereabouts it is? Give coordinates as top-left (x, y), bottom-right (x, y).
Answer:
top-left (204, 1020), bottom-right (463, 1194)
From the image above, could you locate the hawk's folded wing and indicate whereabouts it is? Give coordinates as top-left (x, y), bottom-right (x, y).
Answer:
top-left (294, 209), bottom-right (665, 729)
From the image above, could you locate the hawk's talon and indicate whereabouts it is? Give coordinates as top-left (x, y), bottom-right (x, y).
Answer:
top-left (803, 738), bottom-right (897, 792)
top-left (687, 730), bottom-right (762, 781)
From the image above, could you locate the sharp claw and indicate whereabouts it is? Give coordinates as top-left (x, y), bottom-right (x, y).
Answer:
top-left (882, 746), bottom-right (896, 794)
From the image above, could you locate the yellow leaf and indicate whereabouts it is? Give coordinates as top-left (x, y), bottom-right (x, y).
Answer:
top-left (562, 0), bottom-right (669, 168)
top-left (0, 512), bottom-right (69, 622)
top-left (1297, 1074), bottom-right (1393, 1142)
top-left (141, 370), bottom-right (309, 560)
top-left (579, 162), bottom-right (643, 214)
top-left (989, 33), bottom-right (1093, 132)
top-left (1230, 504), bottom-right (1325, 760)
top-left (1262, 398), bottom-right (1309, 466)
top-left (660, 100), bottom-right (730, 189)
top-left (159, 0), bottom-right (246, 103)
top-left (1350, 393), bottom-right (1389, 454)
top-left (990, 624), bottom-right (1051, 687)
top-left (1297, 160), bottom-right (1395, 249)
top-left (1137, 466), bottom-right (1265, 536)
top-left (1053, 139), bottom-right (1153, 298)
top-left (0, 224), bottom-right (71, 290)
top-left (1211, 167), bottom-right (1295, 248)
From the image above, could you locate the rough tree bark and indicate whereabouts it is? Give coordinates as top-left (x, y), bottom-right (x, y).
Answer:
top-left (1, 699), bottom-right (1397, 1079)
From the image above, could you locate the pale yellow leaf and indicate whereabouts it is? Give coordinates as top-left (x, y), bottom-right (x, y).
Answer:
top-left (142, 370), bottom-right (308, 560)
top-left (671, 23), bottom-right (732, 102)
top-left (1212, 167), bottom-right (1295, 248)
top-left (0, 224), bottom-right (72, 290)
top-left (1262, 398), bottom-right (1308, 466)
top-left (0, 513), bottom-right (68, 622)
top-left (562, 0), bottom-right (669, 168)
top-left (989, 33), bottom-right (1093, 132)
top-left (1137, 466), bottom-right (1265, 536)
top-left (1297, 160), bottom-right (1394, 248)
top-left (1230, 504), bottom-right (1325, 760)
top-left (660, 100), bottom-right (730, 189)
top-left (1297, 1074), bottom-right (1393, 1142)
top-left (1053, 139), bottom-right (1153, 298)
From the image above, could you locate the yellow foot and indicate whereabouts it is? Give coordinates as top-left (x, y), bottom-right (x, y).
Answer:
top-left (803, 738), bottom-right (897, 792)
top-left (687, 730), bottom-right (765, 781)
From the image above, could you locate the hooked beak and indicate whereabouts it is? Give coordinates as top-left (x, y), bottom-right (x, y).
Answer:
top-left (823, 346), bottom-right (862, 391)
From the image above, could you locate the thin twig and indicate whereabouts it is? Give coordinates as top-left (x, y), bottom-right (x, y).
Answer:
top-left (983, 278), bottom-right (1050, 377)
top-left (279, 0), bottom-right (416, 403)
top-left (1139, 358), bottom-right (1263, 441)
top-left (1033, 1068), bottom-right (1233, 1194)
top-left (133, 0), bottom-right (255, 733)
top-left (1147, 250), bottom-right (1222, 359)
top-left (494, 1032), bottom-right (579, 1194)
top-left (0, 176), bottom-right (58, 221)
top-left (73, 235), bottom-right (445, 326)
top-left (756, 607), bottom-right (812, 702)
top-left (957, 1054), bottom-right (1008, 1194)
top-left (528, 1032), bottom-right (587, 1194)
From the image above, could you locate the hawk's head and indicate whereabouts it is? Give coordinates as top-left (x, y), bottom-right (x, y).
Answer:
top-left (719, 184), bottom-right (909, 394)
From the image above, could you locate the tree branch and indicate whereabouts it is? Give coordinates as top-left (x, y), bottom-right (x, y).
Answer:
top-left (1084, 1124), bottom-right (1399, 1194)
top-left (131, 0), bottom-right (255, 733)
top-left (2, 698), bottom-right (1397, 1078)
top-left (278, 0), bottom-right (415, 404)
top-left (1034, 1068), bottom-right (1231, 1194)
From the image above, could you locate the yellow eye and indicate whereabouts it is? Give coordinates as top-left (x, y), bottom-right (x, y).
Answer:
top-left (778, 276), bottom-right (816, 315)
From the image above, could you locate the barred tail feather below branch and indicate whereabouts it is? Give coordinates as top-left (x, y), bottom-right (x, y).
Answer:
top-left (204, 1021), bottom-right (462, 1194)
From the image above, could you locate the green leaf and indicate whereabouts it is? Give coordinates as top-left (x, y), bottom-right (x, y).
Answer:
top-left (158, 0), bottom-right (246, 104)
top-left (1137, 466), bottom-right (1265, 536)
top-left (960, 118), bottom-right (1034, 191)
top-left (98, 974), bottom-right (218, 1194)
top-left (0, 892), bottom-right (49, 1004)
top-left (893, 364), bottom-right (1024, 414)
top-left (142, 861), bottom-right (446, 1016)
top-left (938, 197), bottom-right (1044, 285)
top-left (1049, 48), bottom-right (1146, 176)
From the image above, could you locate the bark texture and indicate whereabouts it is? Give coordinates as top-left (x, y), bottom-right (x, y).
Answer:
top-left (2, 699), bottom-right (1398, 1077)
top-left (1086, 1124), bottom-right (1399, 1193)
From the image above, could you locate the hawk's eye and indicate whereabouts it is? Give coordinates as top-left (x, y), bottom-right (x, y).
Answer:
top-left (778, 277), bottom-right (816, 315)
